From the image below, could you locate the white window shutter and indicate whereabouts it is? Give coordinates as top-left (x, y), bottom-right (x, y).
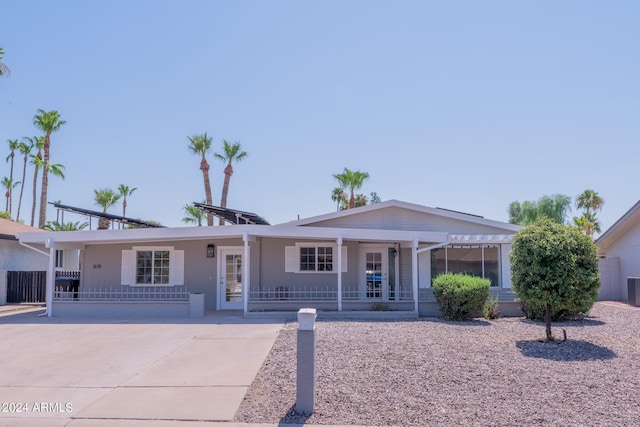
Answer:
top-left (285, 246), bottom-right (297, 272)
top-left (341, 246), bottom-right (348, 272)
top-left (121, 250), bottom-right (135, 286)
top-left (170, 250), bottom-right (185, 286)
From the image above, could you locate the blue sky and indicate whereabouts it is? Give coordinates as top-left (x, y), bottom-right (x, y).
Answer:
top-left (1, 1), bottom-right (638, 232)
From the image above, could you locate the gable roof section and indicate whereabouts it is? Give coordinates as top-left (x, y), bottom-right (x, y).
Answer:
top-left (278, 199), bottom-right (520, 234)
top-left (0, 218), bottom-right (43, 240)
top-left (596, 200), bottom-right (640, 250)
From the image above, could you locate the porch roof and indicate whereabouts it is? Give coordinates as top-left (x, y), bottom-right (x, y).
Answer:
top-left (18, 222), bottom-right (513, 250)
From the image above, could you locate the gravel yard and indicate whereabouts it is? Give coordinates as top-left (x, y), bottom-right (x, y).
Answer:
top-left (235, 302), bottom-right (640, 426)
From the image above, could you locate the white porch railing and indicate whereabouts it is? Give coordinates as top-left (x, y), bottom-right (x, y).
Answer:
top-left (54, 286), bottom-right (190, 302)
top-left (249, 285), bottom-right (414, 302)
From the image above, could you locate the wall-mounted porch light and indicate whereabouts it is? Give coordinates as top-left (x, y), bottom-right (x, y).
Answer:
top-left (207, 244), bottom-right (215, 258)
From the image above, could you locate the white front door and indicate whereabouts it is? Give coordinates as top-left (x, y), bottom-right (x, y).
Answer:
top-left (218, 247), bottom-right (244, 309)
top-left (360, 246), bottom-right (390, 301)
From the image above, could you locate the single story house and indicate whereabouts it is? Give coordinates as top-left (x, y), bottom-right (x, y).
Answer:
top-left (596, 200), bottom-right (640, 302)
top-left (18, 200), bottom-right (521, 317)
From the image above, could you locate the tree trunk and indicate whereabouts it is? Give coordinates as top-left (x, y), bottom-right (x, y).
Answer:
top-left (30, 163), bottom-right (40, 226)
top-left (16, 156), bottom-right (27, 221)
top-left (98, 217), bottom-right (111, 230)
top-left (38, 134), bottom-right (51, 228)
top-left (218, 165), bottom-right (232, 226)
top-left (545, 302), bottom-right (553, 341)
top-left (201, 158), bottom-right (213, 226)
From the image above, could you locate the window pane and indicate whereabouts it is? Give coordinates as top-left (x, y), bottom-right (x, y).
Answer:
top-left (153, 250), bottom-right (170, 284)
top-left (136, 251), bottom-right (153, 284)
top-left (431, 248), bottom-right (446, 281)
top-left (484, 246), bottom-right (500, 287)
top-left (317, 246), bottom-right (333, 271)
top-left (447, 247), bottom-right (483, 278)
top-left (300, 247), bottom-right (316, 271)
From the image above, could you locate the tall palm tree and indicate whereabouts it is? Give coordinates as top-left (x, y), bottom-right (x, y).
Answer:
top-left (0, 47), bottom-right (9, 77)
top-left (333, 167), bottom-right (370, 209)
top-left (575, 189), bottom-right (604, 217)
top-left (94, 188), bottom-right (120, 230)
top-left (15, 138), bottom-right (35, 222)
top-left (187, 133), bottom-right (214, 226)
top-left (573, 211), bottom-right (601, 237)
top-left (33, 109), bottom-right (66, 227)
top-left (117, 184), bottom-right (137, 218)
top-left (2, 177), bottom-right (20, 213)
top-left (28, 136), bottom-right (45, 226)
top-left (182, 203), bottom-right (206, 226)
top-left (214, 140), bottom-right (247, 225)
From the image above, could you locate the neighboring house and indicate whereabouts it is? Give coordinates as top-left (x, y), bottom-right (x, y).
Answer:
top-left (18, 200), bottom-right (521, 316)
top-left (596, 201), bottom-right (640, 302)
top-left (1, 218), bottom-right (80, 305)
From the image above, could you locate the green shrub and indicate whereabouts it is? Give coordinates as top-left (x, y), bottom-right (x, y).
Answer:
top-left (432, 273), bottom-right (490, 320)
top-left (483, 294), bottom-right (502, 320)
top-left (510, 219), bottom-right (600, 339)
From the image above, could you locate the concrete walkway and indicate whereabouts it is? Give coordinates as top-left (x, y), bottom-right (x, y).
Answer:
top-left (0, 308), bottom-right (294, 426)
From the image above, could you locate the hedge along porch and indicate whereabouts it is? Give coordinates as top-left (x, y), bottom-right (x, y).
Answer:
top-left (17, 200), bottom-right (521, 317)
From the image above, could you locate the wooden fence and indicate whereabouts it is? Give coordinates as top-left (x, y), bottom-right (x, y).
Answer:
top-left (6, 271), bottom-right (47, 303)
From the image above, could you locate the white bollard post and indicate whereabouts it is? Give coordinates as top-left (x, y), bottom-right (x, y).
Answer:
top-left (296, 308), bottom-right (317, 413)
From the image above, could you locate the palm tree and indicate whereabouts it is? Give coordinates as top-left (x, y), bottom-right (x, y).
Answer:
top-left (117, 184), bottom-right (137, 218)
top-left (2, 177), bottom-right (20, 213)
top-left (15, 138), bottom-right (35, 222)
top-left (182, 203), bottom-right (206, 226)
top-left (331, 187), bottom-right (347, 211)
top-left (33, 109), bottom-right (66, 227)
top-left (575, 189), bottom-right (604, 218)
top-left (44, 220), bottom-right (88, 231)
top-left (573, 212), bottom-right (601, 237)
top-left (94, 188), bottom-right (120, 230)
top-left (187, 133), bottom-right (214, 226)
top-left (6, 139), bottom-right (19, 184)
top-left (214, 140), bottom-right (247, 225)
top-left (333, 168), bottom-right (370, 209)
top-left (28, 137), bottom-right (45, 226)
top-left (0, 47), bottom-right (9, 77)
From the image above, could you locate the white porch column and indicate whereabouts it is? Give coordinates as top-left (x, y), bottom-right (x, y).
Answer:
top-left (336, 236), bottom-right (343, 312)
top-left (46, 240), bottom-right (55, 317)
top-left (412, 239), bottom-right (419, 313)
top-left (243, 232), bottom-right (250, 315)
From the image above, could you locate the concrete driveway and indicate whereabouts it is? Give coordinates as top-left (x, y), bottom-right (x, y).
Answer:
top-left (0, 307), bottom-right (284, 426)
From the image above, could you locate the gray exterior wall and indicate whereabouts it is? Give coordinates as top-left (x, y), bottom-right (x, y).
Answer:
top-left (80, 237), bottom-right (247, 311)
top-left (0, 240), bottom-right (48, 271)
top-left (304, 206), bottom-right (514, 235)
top-left (598, 219), bottom-right (640, 302)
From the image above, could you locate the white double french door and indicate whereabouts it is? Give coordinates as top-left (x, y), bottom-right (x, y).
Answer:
top-left (360, 245), bottom-right (393, 301)
top-left (218, 247), bottom-right (244, 309)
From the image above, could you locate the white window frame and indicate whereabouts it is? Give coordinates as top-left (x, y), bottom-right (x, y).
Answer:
top-left (121, 246), bottom-right (184, 287)
top-left (285, 242), bottom-right (348, 274)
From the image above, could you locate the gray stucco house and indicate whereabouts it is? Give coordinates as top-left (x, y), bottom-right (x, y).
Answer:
top-left (18, 200), bottom-right (521, 317)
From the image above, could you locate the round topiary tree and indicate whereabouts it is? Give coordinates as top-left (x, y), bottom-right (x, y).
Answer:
top-left (510, 219), bottom-right (600, 341)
